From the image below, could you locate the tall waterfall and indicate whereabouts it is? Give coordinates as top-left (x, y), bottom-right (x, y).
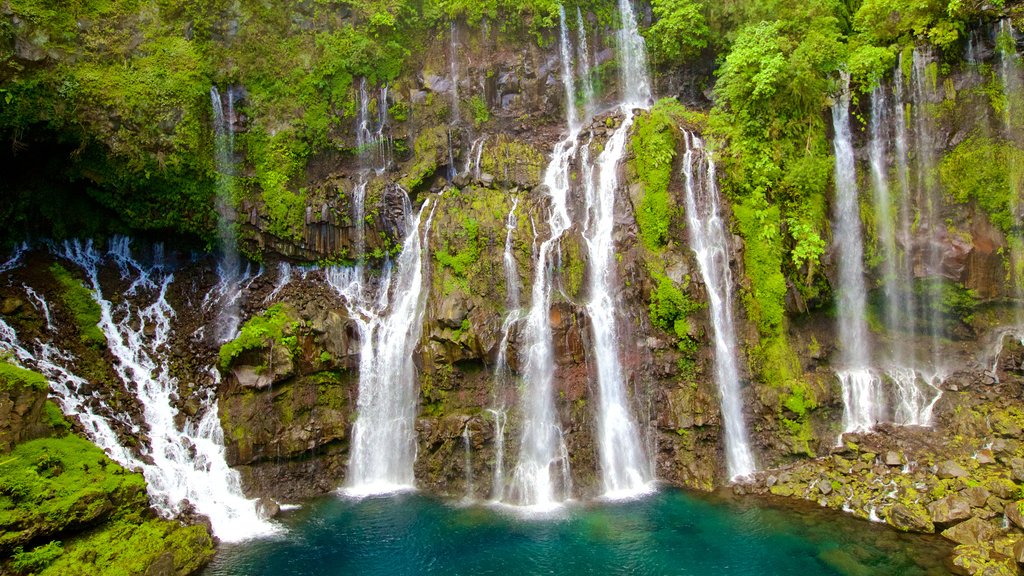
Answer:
top-left (581, 0), bottom-right (654, 498)
top-left (998, 20), bottom-right (1024, 325)
top-left (506, 7), bottom-right (581, 509)
top-left (680, 133), bottom-right (755, 479)
top-left (576, 7), bottom-right (595, 115)
top-left (210, 86), bottom-right (244, 342)
top-left (831, 77), bottom-right (885, 434)
top-left (328, 195), bottom-right (436, 496)
top-left (869, 80), bottom-right (942, 426)
top-left (60, 238), bottom-right (275, 541)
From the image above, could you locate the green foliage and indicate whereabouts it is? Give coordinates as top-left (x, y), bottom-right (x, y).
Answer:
top-left (940, 135), bottom-right (1024, 235)
top-left (852, 0), bottom-right (963, 51)
top-left (631, 100), bottom-right (680, 251)
top-left (469, 95), bottom-right (490, 127)
top-left (49, 264), bottom-right (106, 348)
top-left (644, 0), bottom-right (709, 64)
top-left (732, 198), bottom-right (788, 336)
top-left (915, 279), bottom-right (978, 326)
top-left (218, 304), bottom-right (299, 369)
top-left (0, 361), bottom-right (48, 393)
top-left (400, 125), bottom-right (449, 191)
top-left (11, 540), bottom-right (63, 574)
top-left (41, 401), bottom-right (70, 432)
top-left (435, 217), bottom-right (482, 279)
top-left (648, 271), bottom-right (702, 366)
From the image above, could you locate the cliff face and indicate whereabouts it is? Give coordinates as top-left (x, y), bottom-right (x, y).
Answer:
top-left (4, 2), bottom-right (1024, 573)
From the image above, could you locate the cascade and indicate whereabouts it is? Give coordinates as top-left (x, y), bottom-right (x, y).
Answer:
top-left (0, 317), bottom-right (140, 470)
top-left (23, 284), bottom-right (53, 331)
top-left (505, 6), bottom-right (582, 509)
top-left (831, 76), bottom-right (885, 434)
top-left (449, 22), bottom-right (460, 125)
top-left (487, 408), bottom-right (508, 501)
top-left (910, 48), bottom-right (946, 365)
top-left (998, 20), bottom-right (1024, 324)
top-left (327, 195), bottom-right (436, 496)
top-left (870, 81), bottom-right (942, 426)
top-left (58, 238), bottom-right (275, 541)
top-left (580, 0), bottom-right (653, 497)
top-left (576, 7), bottom-right (595, 113)
top-left (210, 86), bottom-right (244, 343)
top-left (680, 132), bottom-right (756, 479)
top-left (0, 242), bottom-right (27, 273)
top-left (462, 424), bottom-right (474, 500)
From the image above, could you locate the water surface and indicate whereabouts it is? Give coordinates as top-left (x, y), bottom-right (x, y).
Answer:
top-left (206, 489), bottom-right (951, 575)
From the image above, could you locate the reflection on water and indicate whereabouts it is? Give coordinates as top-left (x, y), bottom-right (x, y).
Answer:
top-left (206, 489), bottom-right (952, 576)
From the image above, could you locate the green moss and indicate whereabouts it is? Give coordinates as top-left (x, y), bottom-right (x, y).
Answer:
top-left (11, 540), bottom-right (63, 574)
top-left (0, 361), bottom-right (48, 393)
top-left (434, 217), bottom-right (482, 281)
top-left (630, 99), bottom-right (681, 251)
top-left (732, 198), bottom-right (787, 337)
top-left (218, 304), bottom-right (299, 369)
top-left (940, 136), bottom-right (1024, 235)
top-left (49, 264), bottom-right (105, 348)
top-left (41, 401), bottom-right (70, 433)
top-left (478, 135), bottom-right (544, 188)
top-left (400, 125), bottom-right (449, 192)
top-left (469, 95), bottom-right (490, 127)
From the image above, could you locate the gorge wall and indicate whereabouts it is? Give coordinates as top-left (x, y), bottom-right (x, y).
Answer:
top-left (4, 0), bottom-right (1024, 574)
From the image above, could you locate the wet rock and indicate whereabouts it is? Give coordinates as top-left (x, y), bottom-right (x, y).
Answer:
top-left (938, 460), bottom-right (969, 479)
top-left (1010, 458), bottom-right (1024, 483)
top-left (942, 517), bottom-right (1000, 546)
top-left (928, 495), bottom-right (973, 526)
top-left (256, 497), bottom-right (281, 519)
top-left (886, 503), bottom-right (935, 533)
top-left (816, 479), bottom-right (833, 495)
top-left (1005, 501), bottom-right (1024, 530)
top-left (951, 544), bottom-right (1017, 576)
top-left (961, 486), bottom-right (991, 509)
top-left (885, 451), bottom-right (903, 466)
top-left (976, 450), bottom-right (995, 465)
top-left (1013, 540), bottom-right (1024, 564)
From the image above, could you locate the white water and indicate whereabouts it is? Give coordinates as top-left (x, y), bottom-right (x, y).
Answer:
top-left (57, 238), bottom-right (276, 542)
top-left (0, 242), bottom-right (28, 273)
top-left (505, 8), bottom-right (581, 508)
top-left (577, 0), bottom-right (655, 498)
top-left (327, 195), bottom-right (436, 496)
top-left (576, 7), bottom-right (595, 114)
top-left (210, 86), bottom-right (244, 343)
top-left (487, 408), bottom-right (508, 501)
top-left (462, 424), bottom-right (474, 500)
top-left (356, 78), bottom-right (392, 173)
top-left (23, 284), bottom-right (53, 331)
top-left (832, 76), bottom-right (885, 434)
top-left (0, 317), bottom-right (140, 469)
top-left (680, 132), bottom-right (755, 479)
top-left (449, 22), bottom-right (461, 125)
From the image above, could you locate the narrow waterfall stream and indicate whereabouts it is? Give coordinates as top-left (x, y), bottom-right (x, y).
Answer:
top-left (680, 133), bottom-right (755, 479)
top-left (831, 76), bottom-right (885, 434)
top-left (209, 86), bottom-right (244, 343)
top-left (578, 0), bottom-right (655, 499)
top-left (328, 196), bottom-right (436, 495)
top-left (505, 7), bottom-right (581, 509)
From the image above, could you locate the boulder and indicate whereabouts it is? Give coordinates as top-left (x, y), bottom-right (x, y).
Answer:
top-left (962, 487), bottom-right (991, 509)
top-left (1005, 501), bottom-right (1024, 530)
top-left (886, 503), bottom-right (935, 533)
top-left (951, 544), bottom-right (1017, 576)
top-left (1010, 458), bottom-right (1024, 483)
top-left (943, 517), bottom-right (1000, 546)
top-left (938, 460), bottom-right (969, 479)
top-left (976, 449), bottom-right (995, 465)
top-left (1013, 540), bottom-right (1024, 565)
top-left (256, 498), bottom-right (281, 519)
top-left (817, 479), bottom-right (833, 495)
top-left (928, 495), bottom-right (973, 526)
top-left (885, 451), bottom-right (903, 466)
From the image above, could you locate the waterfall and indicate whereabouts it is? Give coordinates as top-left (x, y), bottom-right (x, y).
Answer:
top-left (558, 5), bottom-right (579, 130)
top-left (870, 81), bottom-right (942, 426)
top-left (505, 7), bottom-right (582, 508)
top-left (462, 424), bottom-right (474, 500)
top-left (0, 317), bottom-right (140, 470)
top-left (487, 408), bottom-right (508, 501)
top-left (210, 86), bottom-right (244, 343)
top-left (579, 0), bottom-right (654, 498)
top-left (0, 242), bottom-right (28, 273)
top-left (909, 49), bottom-right (946, 366)
top-left (57, 238), bottom-right (277, 542)
top-left (616, 0), bottom-right (652, 107)
top-left (327, 195), bottom-right (436, 496)
top-left (449, 22), bottom-right (460, 125)
top-left (680, 132), bottom-right (756, 479)
top-left (576, 7), bottom-right (595, 113)
top-left (998, 20), bottom-right (1024, 324)
top-left (832, 76), bottom-right (885, 434)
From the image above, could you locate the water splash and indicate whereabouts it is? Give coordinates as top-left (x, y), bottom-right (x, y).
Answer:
top-left (680, 132), bottom-right (756, 479)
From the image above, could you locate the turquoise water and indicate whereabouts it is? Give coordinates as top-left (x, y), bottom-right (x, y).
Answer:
top-left (205, 489), bottom-right (951, 575)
